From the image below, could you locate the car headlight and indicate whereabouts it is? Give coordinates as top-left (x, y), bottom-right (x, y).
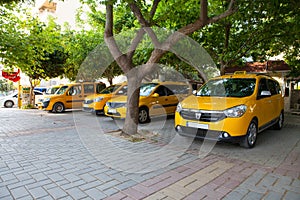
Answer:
top-left (94, 97), bottom-right (103, 102)
top-left (224, 105), bottom-right (247, 118)
top-left (176, 103), bottom-right (182, 112)
top-left (44, 98), bottom-right (50, 102)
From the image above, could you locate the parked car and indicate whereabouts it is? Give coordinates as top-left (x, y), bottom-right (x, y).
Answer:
top-left (36, 85), bottom-right (62, 109)
top-left (0, 92), bottom-right (18, 108)
top-left (82, 82), bottom-right (127, 115)
top-left (42, 82), bottom-right (106, 113)
top-left (33, 87), bottom-right (47, 93)
top-left (105, 81), bottom-right (192, 123)
top-left (175, 72), bottom-right (284, 148)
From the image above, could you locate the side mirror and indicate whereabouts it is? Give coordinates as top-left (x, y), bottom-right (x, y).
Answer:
top-left (260, 90), bottom-right (271, 96)
top-left (152, 93), bottom-right (159, 98)
top-left (192, 90), bottom-right (197, 95)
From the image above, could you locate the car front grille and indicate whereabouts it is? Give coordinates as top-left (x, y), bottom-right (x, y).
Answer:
top-left (107, 102), bottom-right (126, 108)
top-left (180, 110), bottom-right (226, 122)
top-left (84, 100), bottom-right (94, 104)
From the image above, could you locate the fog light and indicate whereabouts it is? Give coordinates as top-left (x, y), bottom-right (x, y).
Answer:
top-left (222, 132), bottom-right (229, 138)
top-left (175, 125), bottom-right (182, 132)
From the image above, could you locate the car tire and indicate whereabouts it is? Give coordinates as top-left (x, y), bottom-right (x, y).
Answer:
top-left (52, 102), bottom-right (64, 113)
top-left (139, 107), bottom-right (150, 124)
top-left (95, 111), bottom-right (102, 116)
top-left (273, 111), bottom-right (284, 130)
top-left (240, 119), bottom-right (258, 148)
top-left (4, 100), bottom-right (14, 108)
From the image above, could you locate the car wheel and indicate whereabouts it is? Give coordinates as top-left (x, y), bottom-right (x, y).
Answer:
top-left (139, 107), bottom-right (150, 124)
top-left (52, 102), bottom-right (64, 113)
top-left (4, 100), bottom-right (14, 108)
top-left (240, 119), bottom-right (257, 148)
top-left (273, 111), bottom-right (284, 130)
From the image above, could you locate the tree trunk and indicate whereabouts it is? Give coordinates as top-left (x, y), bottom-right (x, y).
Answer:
top-left (122, 71), bottom-right (141, 135)
top-left (220, 60), bottom-right (227, 75)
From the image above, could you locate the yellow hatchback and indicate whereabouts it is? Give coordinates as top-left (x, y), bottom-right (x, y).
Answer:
top-left (175, 73), bottom-right (284, 148)
top-left (82, 82), bottom-right (127, 115)
top-left (105, 81), bottom-right (192, 123)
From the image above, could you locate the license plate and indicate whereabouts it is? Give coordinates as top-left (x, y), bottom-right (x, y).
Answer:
top-left (187, 122), bottom-right (209, 129)
top-left (108, 109), bottom-right (117, 114)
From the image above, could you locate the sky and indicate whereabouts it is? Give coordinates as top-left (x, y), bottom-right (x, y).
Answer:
top-left (33, 0), bottom-right (86, 30)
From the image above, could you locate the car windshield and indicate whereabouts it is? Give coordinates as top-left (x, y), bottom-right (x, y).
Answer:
top-left (45, 87), bottom-right (59, 95)
top-left (55, 86), bottom-right (68, 95)
top-left (100, 85), bottom-right (122, 94)
top-left (196, 78), bottom-right (256, 97)
top-left (140, 83), bottom-right (158, 96)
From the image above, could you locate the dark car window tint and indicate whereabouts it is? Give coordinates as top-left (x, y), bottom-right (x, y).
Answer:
top-left (268, 80), bottom-right (281, 95)
top-left (84, 84), bottom-right (94, 94)
top-left (258, 78), bottom-right (268, 94)
top-left (155, 86), bottom-right (167, 96)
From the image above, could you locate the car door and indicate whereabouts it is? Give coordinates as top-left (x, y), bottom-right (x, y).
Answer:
top-left (256, 78), bottom-right (273, 129)
top-left (267, 79), bottom-right (283, 120)
top-left (65, 85), bottom-right (83, 109)
top-left (149, 85), bottom-right (168, 116)
top-left (164, 85), bottom-right (180, 114)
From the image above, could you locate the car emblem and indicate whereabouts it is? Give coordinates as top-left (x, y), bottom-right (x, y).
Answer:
top-left (195, 112), bottom-right (201, 120)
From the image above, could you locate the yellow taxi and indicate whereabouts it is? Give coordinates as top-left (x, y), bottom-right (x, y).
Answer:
top-left (175, 72), bottom-right (284, 148)
top-left (42, 82), bottom-right (106, 113)
top-left (105, 81), bottom-right (192, 123)
top-left (82, 82), bottom-right (127, 115)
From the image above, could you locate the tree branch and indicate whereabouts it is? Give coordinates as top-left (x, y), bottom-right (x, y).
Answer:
top-left (150, 0), bottom-right (161, 19)
top-left (104, 2), bottom-right (131, 72)
top-left (127, 28), bottom-right (146, 60)
top-left (200, 0), bottom-right (208, 24)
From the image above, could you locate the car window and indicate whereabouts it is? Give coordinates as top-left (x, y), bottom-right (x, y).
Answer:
top-left (154, 86), bottom-right (167, 96)
top-left (56, 86), bottom-right (68, 95)
top-left (100, 85), bottom-right (121, 94)
top-left (96, 83), bottom-right (106, 93)
top-left (68, 85), bottom-right (82, 96)
top-left (166, 84), bottom-right (189, 94)
top-left (45, 87), bottom-right (59, 95)
top-left (84, 84), bottom-right (94, 94)
top-left (116, 85), bottom-right (128, 95)
top-left (258, 78), bottom-right (269, 96)
top-left (268, 80), bottom-right (281, 95)
top-left (140, 83), bottom-right (158, 96)
top-left (197, 78), bottom-right (256, 97)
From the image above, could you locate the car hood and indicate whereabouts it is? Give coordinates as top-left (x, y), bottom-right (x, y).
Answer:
top-left (107, 95), bottom-right (150, 103)
top-left (85, 93), bottom-right (112, 100)
top-left (107, 95), bottom-right (127, 103)
top-left (181, 95), bottom-right (249, 111)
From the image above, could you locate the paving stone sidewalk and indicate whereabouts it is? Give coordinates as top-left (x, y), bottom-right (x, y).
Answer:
top-left (0, 109), bottom-right (299, 199)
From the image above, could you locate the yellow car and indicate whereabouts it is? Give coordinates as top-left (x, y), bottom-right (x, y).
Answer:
top-left (104, 81), bottom-right (192, 123)
top-left (42, 82), bottom-right (106, 113)
top-left (82, 82), bottom-right (127, 115)
top-left (175, 73), bottom-right (284, 148)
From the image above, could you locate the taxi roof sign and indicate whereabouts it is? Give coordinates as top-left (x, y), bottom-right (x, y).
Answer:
top-left (234, 71), bottom-right (247, 75)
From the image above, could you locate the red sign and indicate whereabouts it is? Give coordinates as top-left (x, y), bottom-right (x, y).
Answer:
top-left (2, 69), bottom-right (20, 82)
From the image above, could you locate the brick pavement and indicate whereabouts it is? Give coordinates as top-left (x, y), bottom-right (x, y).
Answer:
top-left (0, 108), bottom-right (299, 199)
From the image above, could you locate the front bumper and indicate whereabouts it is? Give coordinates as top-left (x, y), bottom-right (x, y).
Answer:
top-left (42, 101), bottom-right (50, 110)
top-left (175, 125), bottom-right (244, 143)
top-left (82, 107), bottom-right (95, 113)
